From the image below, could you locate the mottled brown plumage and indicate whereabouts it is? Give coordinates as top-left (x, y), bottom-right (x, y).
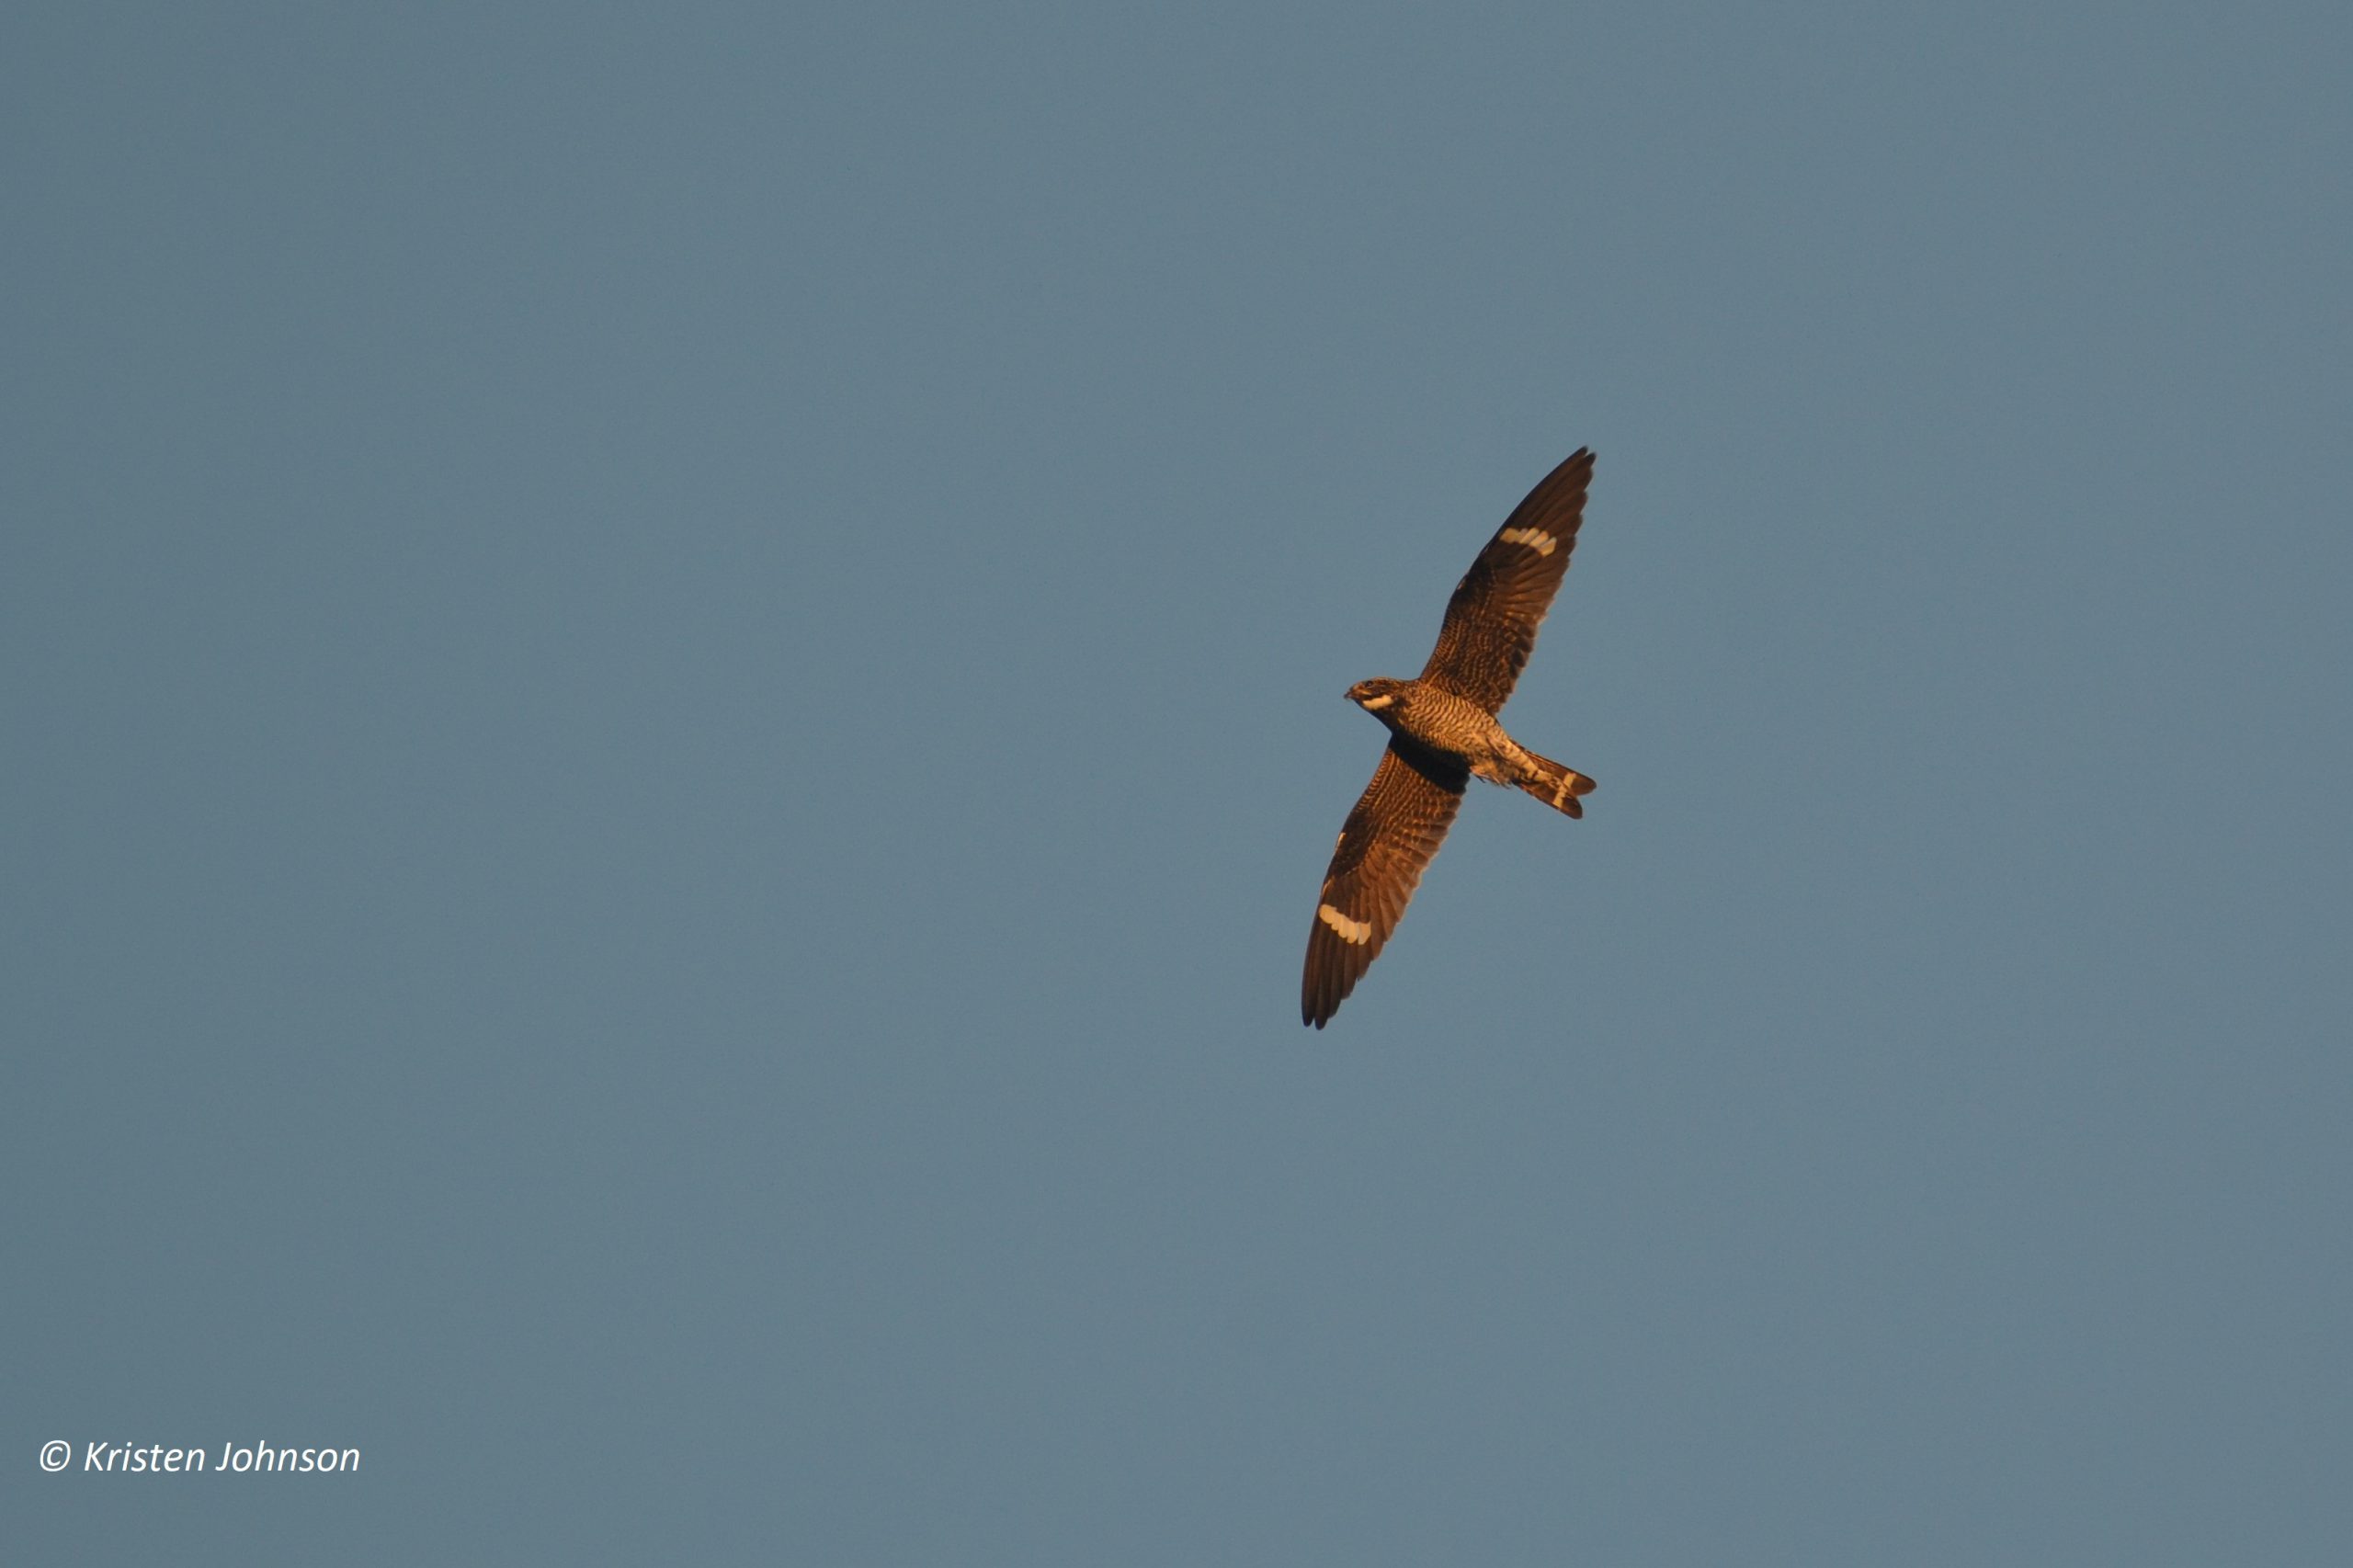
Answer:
top-left (1421, 448), bottom-right (1594, 713)
top-left (1302, 448), bottom-right (1598, 1028)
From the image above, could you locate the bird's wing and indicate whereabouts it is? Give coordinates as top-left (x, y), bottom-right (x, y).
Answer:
top-left (1419, 448), bottom-right (1594, 714)
top-left (1302, 739), bottom-right (1470, 1028)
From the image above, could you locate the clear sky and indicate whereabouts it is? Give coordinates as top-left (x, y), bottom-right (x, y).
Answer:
top-left (7, 3), bottom-right (2350, 1562)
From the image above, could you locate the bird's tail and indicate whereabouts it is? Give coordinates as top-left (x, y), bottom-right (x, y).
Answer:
top-left (1517, 751), bottom-right (1596, 819)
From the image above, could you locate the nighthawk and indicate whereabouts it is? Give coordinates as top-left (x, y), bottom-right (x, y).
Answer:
top-left (1302, 447), bottom-right (1597, 1028)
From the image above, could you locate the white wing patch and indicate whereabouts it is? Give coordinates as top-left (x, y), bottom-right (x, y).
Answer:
top-left (1317, 903), bottom-right (1373, 945)
top-left (1498, 527), bottom-right (1557, 556)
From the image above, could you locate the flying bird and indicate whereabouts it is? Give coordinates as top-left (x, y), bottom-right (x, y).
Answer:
top-left (1302, 448), bottom-right (1598, 1028)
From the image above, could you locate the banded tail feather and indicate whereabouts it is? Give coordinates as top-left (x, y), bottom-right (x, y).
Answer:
top-left (1518, 752), bottom-right (1596, 819)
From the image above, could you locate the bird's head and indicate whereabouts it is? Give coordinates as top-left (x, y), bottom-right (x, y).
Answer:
top-left (1347, 678), bottom-right (1406, 713)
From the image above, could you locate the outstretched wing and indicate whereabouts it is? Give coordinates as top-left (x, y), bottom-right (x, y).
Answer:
top-left (1419, 448), bottom-right (1594, 713)
top-left (1302, 740), bottom-right (1471, 1028)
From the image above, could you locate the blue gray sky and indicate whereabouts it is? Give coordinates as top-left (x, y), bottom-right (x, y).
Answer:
top-left (7, 3), bottom-right (2350, 1562)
